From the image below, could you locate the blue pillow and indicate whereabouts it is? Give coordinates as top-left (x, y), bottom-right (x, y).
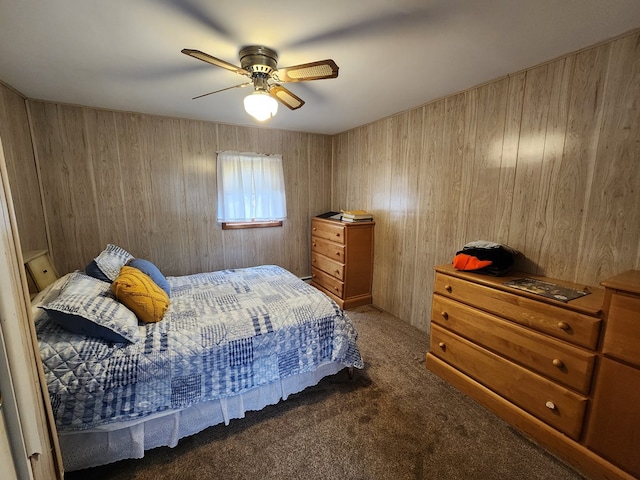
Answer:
top-left (85, 260), bottom-right (111, 283)
top-left (127, 258), bottom-right (170, 296)
top-left (40, 272), bottom-right (140, 343)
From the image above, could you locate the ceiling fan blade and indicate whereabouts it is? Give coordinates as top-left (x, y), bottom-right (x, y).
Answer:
top-left (192, 82), bottom-right (251, 100)
top-left (181, 49), bottom-right (249, 76)
top-left (283, 7), bottom-right (440, 49)
top-left (274, 60), bottom-right (339, 83)
top-left (159, 0), bottom-right (238, 43)
top-left (269, 85), bottom-right (305, 110)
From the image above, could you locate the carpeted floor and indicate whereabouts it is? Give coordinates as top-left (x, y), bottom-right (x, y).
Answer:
top-left (65, 305), bottom-right (585, 480)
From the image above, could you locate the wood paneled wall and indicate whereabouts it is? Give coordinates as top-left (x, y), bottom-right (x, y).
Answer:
top-left (5, 30), bottom-right (639, 334)
top-left (333, 30), bottom-right (640, 331)
top-left (26, 103), bottom-right (332, 277)
top-left (0, 82), bottom-right (48, 252)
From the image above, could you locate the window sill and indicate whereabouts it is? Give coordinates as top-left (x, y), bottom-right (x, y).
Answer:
top-left (221, 221), bottom-right (283, 230)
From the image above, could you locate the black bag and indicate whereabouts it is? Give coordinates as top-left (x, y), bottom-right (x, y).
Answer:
top-left (453, 241), bottom-right (517, 276)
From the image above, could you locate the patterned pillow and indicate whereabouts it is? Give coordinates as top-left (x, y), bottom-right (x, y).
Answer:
top-left (127, 258), bottom-right (170, 296)
top-left (94, 244), bottom-right (134, 282)
top-left (40, 272), bottom-right (140, 343)
top-left (111, 266), bottom-right (170, 323)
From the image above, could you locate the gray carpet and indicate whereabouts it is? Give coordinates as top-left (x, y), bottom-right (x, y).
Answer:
top-left (65, 305), bottom-right (584, 479)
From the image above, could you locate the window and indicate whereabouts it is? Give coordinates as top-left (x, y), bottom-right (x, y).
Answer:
top-left (216, 151), bottom-right (287, 228)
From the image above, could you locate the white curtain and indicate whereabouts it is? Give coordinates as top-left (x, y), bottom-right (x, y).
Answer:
top-left (216, 151), bottom-right (287, 222)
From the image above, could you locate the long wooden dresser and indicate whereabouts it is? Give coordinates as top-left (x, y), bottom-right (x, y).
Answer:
top-left (310, 217), bottom-right (374, 309)
top-left (426, 264), bottom-right (639, 480)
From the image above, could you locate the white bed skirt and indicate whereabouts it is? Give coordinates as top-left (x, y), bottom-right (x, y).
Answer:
top-left (60, 362), bottom-right (346, 472)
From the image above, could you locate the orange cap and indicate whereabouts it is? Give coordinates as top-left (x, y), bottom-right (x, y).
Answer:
top-left (453, 253), bottom-right (493, 271)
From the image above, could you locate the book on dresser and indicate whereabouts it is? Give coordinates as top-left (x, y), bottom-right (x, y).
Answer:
top-left (341, 216), bottom-right (373, 222)
top-left (340, 209), bottom-right (374, 221)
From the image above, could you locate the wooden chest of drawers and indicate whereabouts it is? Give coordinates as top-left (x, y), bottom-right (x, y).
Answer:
top-left (427, 266), bottom-right (602, 439)
top-left (585, 270), bottom-right (640, 478)
top-left (426, 265), bottom-right (640, 480)
top-left (310, 217), bottom-right (374, 309)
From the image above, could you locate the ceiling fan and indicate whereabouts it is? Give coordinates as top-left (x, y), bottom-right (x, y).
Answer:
top-left (182, 45), bottom-right (339, 121)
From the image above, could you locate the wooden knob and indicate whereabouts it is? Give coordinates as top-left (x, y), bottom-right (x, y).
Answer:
top-left (441, 311), bottom-right (449, 320)
top-left (312, 242), bottom-right (316, 247)
top-left (335, 232), bottom-right (341, 237)
top-left (552, 358), bottom-right (565, 368)
top-left (557, 321), bottom-right (570, 331)
top-left (334, 287), bottom-right (339, 292)
top-left (312, 227), bottom-right (317, 231)
top-left (545, 401), bottom-right (556, 411)
top-left (438, 342), bottom-right (446, 350)
top-left (445, 285), bottom-right (452, 293)
top-left (335, 270), bottom-right (340, 275)
top-left (312, 274), bottom-right (316, 278)
top-left (312, 258), bottom-right (316, 263)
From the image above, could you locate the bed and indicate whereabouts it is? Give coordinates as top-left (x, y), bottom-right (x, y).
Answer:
top-left (31, 245), bottom-right (364, 472)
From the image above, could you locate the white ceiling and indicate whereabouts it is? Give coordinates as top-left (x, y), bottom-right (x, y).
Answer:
top-left (1, 0), bottom-right (639, 135)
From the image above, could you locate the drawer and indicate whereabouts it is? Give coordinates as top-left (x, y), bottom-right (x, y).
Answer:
top-left (430, 324), bottom-right (588, 440)
top-left (311, 236), bottom-right (345, 262)
top-left (311, 252), bottom-right (344, 281)
top-left (311, 219), bottom-right (346, 244)
top-left (432, 295), bottom-right (596, 393)
top-left (434, 273), bottom-right (601, 349)
top-left (602, 293), bottom-right (640, 367)
top-left (25, 252), bottom-right (58, 291)
top-left (311, 267), bottom-right (344, 298)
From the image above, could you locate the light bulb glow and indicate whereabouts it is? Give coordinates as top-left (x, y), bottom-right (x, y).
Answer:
top-left (244, 91), bottom-right (278, 121)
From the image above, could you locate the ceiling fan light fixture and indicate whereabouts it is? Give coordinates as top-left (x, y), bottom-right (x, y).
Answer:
top-left (244, 90), bottom-right (278, 121)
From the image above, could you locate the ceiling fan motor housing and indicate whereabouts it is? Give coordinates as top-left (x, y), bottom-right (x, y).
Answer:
top-left (239, 45), bottom-right (278, 75)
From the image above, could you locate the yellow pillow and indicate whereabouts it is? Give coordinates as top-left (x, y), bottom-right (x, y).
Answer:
top-left (111, 266), bottom-right (170, 323)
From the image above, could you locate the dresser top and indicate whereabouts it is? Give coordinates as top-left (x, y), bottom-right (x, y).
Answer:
top-left (22, 249), bottom-right (49, 263)
top-left (600, 270), bottom-right (640, 295)
top-left (434, 264), bottom-right (605, 317)
top-left (312, 217), bottom-right (375, 226)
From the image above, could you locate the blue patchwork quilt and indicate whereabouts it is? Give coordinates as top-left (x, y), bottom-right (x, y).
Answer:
top-left (34, 265), bottom-right (363, 431)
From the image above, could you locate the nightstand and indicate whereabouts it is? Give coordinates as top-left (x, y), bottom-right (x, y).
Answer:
top-left (23, 250), bottom-right (58, 297)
